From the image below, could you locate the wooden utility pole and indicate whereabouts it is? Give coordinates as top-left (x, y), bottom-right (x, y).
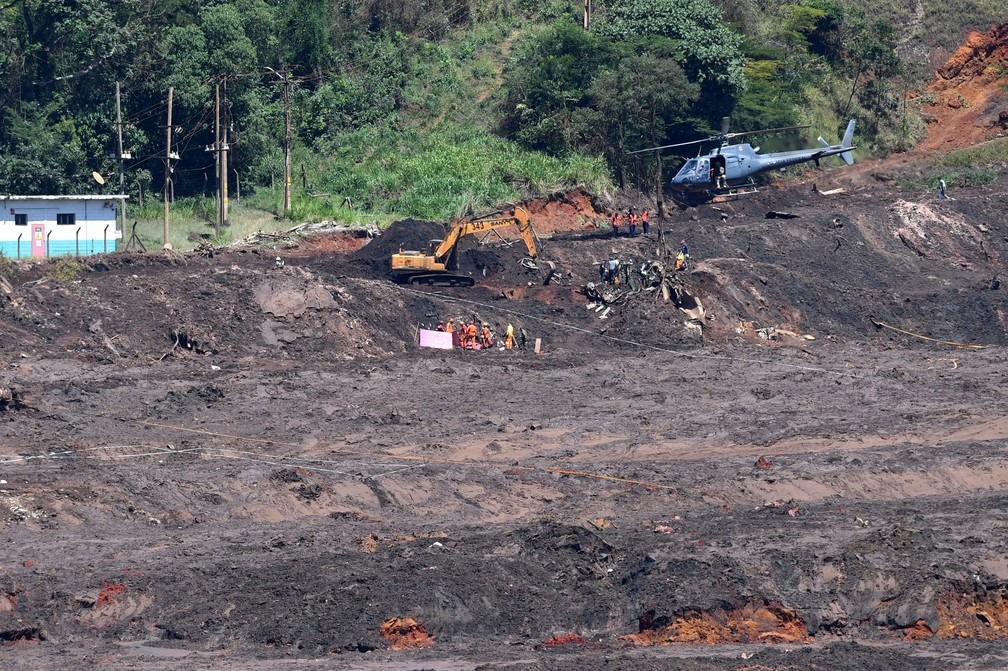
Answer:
top-left (215, 82), bottom-right (221, 235)
top-left (221, 80), bottom-right (229, 228)
top-left (115, 82), bottom-right (126, 235)
top-left (163, 87), bottom-right (173, 249)
top-left (283, 73), bottom-right (292, 212)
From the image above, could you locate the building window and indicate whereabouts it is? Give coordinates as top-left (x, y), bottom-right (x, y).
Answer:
top-left (56, 213), bottom-right (75, 226)
top-left (14, 213), bottom-right (26, 226)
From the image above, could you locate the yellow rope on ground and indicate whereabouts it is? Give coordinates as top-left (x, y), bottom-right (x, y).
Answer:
top-left (871, 319), bottom-right (985, 349)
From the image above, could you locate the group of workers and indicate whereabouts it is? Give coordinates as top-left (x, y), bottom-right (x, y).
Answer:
top-left (436, 318), bottom-right (524, 350)
top-left (599, 239), bottom-right (690, 285)
top-left (610, 208), bottom-right (650, 238)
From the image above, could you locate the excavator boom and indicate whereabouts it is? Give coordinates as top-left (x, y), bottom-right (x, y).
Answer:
top-left (391, 206), bottom-right (538, 286)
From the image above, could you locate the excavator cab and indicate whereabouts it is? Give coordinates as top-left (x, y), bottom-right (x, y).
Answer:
top-left (390, 206), bottom-right (539, 287)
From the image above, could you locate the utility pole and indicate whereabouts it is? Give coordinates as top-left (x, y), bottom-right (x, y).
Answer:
top-left (214, 82), bottom-right (221, 235)
top-left (221, 79), bottom-right (229, 228)
top-left (114, 82), bottom-right (127, 235)
top-left (163, 87), bottom-right (173, 249)
top-left (283, 73), bottom-right (292, 212)
top-left (583, 0), bottom-right (591, 29)
top-left (266, 67), bottom-right (294, 213)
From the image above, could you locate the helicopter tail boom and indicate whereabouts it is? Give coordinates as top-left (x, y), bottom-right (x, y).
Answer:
top-left (839, 119), bottom-right (856, 165)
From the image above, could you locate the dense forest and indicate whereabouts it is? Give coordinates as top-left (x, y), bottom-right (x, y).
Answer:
top-left (0, 0), bottom-right (1001, 224)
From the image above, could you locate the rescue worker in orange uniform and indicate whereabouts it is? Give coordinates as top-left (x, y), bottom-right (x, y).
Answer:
top-left (611, 212), bottom-right (620, 238)
top-left (481, 323), bottom-right (493, 348)
top-left (628, 208), bottom-right (638, 237)
top-left (641, 209), bottom-right (649, 235)
top-left (466, 321), bottom-right (478, 350)
top-left (504, 323), bottom-right (515, 350)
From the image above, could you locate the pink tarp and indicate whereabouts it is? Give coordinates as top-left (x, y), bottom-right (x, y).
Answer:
top-left (418, 328), bottom-right (453, 350)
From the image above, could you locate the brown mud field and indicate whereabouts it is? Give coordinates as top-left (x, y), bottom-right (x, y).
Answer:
top-left (3, 159), bottom-right (1008, 670)
top-left (4, 32), bottom-right (1008, 665)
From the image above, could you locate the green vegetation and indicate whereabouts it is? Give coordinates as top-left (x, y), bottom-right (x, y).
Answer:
top-left (0, 0), bottom-right (995, 249)
top-left (0, 253), bottom-right (19, 281)
top-left (940, 138), bottom-right (1008, 168)
top-left (49, 258), bottom-right (83, 282)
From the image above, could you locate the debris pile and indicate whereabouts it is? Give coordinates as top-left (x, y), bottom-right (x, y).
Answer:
top-left (380, 617), bottom-right (435, 650)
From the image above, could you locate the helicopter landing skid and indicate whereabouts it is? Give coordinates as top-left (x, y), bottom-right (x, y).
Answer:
top-left (710, 182), bottom-right (758, 203)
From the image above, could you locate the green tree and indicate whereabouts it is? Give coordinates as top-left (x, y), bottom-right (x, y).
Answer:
top-left (588, 41), bottom-right (699, 188)
top-left (0, 100), bottom-right (89, 194)
top-left (278, 0), bottom-right (331, 75)
top-left (500, 22), bottom-right (617, 154)
top-left (595, 0), bottom-right (746, 117)
top-left (842, 12), bottom-right (900, 118)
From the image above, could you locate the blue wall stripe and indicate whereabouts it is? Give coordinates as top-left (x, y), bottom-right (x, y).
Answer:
top-left (0, 239), bottom-right (118, 259)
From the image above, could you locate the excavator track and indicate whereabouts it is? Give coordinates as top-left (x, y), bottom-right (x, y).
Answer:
top-left (393, 271), bottom-right (475, 287)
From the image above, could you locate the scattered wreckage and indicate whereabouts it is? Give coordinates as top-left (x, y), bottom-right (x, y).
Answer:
top-left (584, 258), bottom-right (704, 321)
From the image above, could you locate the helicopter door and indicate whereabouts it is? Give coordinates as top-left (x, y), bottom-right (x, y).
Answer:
top-left (698, 159), bottom-right (710, 185)
top-left (710, 156), bottom-right (727, 186)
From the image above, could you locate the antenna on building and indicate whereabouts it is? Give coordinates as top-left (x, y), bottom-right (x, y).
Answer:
top-left (92, 171), bottom-right (106, 186)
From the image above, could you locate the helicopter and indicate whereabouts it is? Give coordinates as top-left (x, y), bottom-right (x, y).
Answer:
top-left (630, 117), bottom-right (856, 205)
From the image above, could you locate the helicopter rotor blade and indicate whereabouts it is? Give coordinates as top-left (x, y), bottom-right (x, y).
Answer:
top-left (626, 138), bottom-right (709, 155)
top-left (723, 124), bottom-right (811, 140)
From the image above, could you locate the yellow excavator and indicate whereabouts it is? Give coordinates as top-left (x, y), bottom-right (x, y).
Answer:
top-left (390, 206), bottom-right (540, 287)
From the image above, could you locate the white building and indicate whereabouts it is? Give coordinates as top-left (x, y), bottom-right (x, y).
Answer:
top-left (0, 195), bottom-right (126, 259)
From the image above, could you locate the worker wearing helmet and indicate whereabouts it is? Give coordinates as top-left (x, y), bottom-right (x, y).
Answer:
top-left (504, 323), bottom-right (515, 350)
top-left (481, 323), bottom-right (493, 348)
top-left (466, 321), bottom-right (478, 350)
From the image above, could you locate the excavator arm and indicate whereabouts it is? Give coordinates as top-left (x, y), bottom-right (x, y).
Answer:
top-left (432, 206), bottom-right (537, 261)
top-left (391, 205), bottom-right (538, 286)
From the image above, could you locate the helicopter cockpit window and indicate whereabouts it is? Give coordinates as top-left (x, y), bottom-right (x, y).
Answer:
top-left (676, 159), bottom-right (698, 178)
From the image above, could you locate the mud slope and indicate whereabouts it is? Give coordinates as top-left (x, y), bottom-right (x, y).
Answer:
top-left (3, 43), bottom-right (1008, 670)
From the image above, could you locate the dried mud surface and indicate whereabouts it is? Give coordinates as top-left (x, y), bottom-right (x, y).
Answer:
top-left (2, 163), bottom-right (1008, 671)
top-left (3, 32), bottom-right (1008, 668)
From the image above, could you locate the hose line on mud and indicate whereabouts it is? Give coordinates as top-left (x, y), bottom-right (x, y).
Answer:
top-left (403, 286), bottom-right (868, 379)
top-left (869, 319), bottom-right (985, 349)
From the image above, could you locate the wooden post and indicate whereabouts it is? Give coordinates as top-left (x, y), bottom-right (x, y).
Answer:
top-left (115, 82), bottom-right (126, 235)
top-left (163, 87), bottom-right (173, 249)
top-left (215, 82), bottom-right (221, 236)
top-left (222, 81), bottom-right (229, 228)
top-left (283, 74), bottom-right (292, 212)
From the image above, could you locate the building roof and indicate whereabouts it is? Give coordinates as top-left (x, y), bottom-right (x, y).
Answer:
top-left (2, 194), bottom-right (129, 201)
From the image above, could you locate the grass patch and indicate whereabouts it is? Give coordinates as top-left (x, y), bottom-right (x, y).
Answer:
top-left (896, 167), bottom-right (997, 192)
top-left (127, 199), bottom-right (290, 252)
top-left (940, 138), bottom-right (1008, 168)
top-left (316, 126), bottom-right (613, 220)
